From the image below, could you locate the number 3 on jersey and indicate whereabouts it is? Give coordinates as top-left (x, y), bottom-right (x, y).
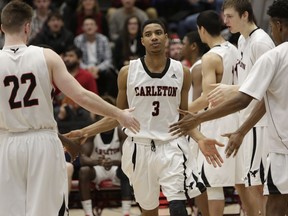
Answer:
top-left (152, 101), bottom-right (159, 116)
top-left (4, 73), bottom-right (39, 109)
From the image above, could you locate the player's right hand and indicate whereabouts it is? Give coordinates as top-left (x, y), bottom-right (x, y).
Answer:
top-left (64, 130), bottom-right (88, 145)
top-left (223, 131), bottom-right (244, 158)
top-left (117, 107), bottom-right (140, 134)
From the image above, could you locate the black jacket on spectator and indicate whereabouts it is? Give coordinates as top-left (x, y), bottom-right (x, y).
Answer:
top-left (30, 24), bottom-right (74, 54)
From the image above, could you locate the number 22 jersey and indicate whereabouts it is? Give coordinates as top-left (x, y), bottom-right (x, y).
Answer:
top-left (0, 45), bottom-right (57, 132)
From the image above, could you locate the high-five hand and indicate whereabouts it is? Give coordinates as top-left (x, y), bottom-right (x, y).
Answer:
top-left (118, 107), bottom-right (140, 134)
top-left (198, 138), bottom-right (224, 168)
top-left (169, 109), bottom-right (200, 136)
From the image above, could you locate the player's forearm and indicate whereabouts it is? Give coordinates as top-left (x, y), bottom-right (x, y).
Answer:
top-left (236, 99), bottom-right (266, 136)
top-left (188, 128), bottom-right (206, 142)
top-left (188, 95), bottom-right (209, 113)
top-left (197, 92), bottom-right (251, 124)
top-left (74, 90), bottom-right (123, 122)
top-left (81, 117), bottom-right (119, 138)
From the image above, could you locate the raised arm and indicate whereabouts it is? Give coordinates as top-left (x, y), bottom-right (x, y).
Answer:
top-left (188, 53), bottom-right (221, 113)
top-left (170, 91), bottom-right (253, 136)
top-left (45, 49), bottom-right (139, 132)
top-left (65, 66), bottom-right (132, 140)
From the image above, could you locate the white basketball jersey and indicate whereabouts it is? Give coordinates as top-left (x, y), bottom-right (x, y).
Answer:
top-left (90, 128), bottom-right (122, 161)
top-left (188, 59), bottom-right (201, 104)
top-left (237, 29), bottom-right (275, 126)
top-left (0, 45), bottom-right (57, 132)
top-left (126, 57), bottom-right (183, 140)
top-left (208, 41), bottom-right (239, 85)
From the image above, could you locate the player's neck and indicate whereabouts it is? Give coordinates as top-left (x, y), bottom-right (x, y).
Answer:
top-left (4, 34), bottom-right (27, 47)
top-left (241, 23), bottom-right (258, 39)
top-left (144, 54), bottom-right (168, 73)
top-left (207, 36), bottom-right (226, 49)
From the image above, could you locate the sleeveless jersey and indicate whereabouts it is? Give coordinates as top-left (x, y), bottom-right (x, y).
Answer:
top-left (237, 29), bottom-right (275, 126)
top-left (188, 59), bottom-right (201, 104)
top-left (126, 57), bottom-right (183, 140)
top-left (208, 41), bottom-right (239, 85)
top-left (90, 128), bottom-right (122, 161)
top-left (0, 45), bottom-right (57, 132)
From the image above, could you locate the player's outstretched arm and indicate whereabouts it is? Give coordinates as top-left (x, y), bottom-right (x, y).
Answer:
top-left (58, 133), bottom-right (82, 161)
top-left (208, 84), bottom-right (240, 107)
top-left (44, 48), bottom-right (140, 133)
top-left (170, 92), bottom-right (253, 136)
top-left (189, 128), bottom-right (224, 168)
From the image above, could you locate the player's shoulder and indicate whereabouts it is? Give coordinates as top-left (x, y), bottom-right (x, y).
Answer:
top-left (202, 51), bottom-right (222, 64)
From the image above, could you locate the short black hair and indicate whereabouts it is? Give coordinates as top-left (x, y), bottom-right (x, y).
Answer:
top-left (141, 18), bottom-right (167, 35)
top-left (65, 45), bottom-right (83, 59)
top-left (185, 31), bottom-right (209, 56)
top-left (197, 10), bottom-right (223, 36)
top-left (267, 0), bottom-right (288, 20)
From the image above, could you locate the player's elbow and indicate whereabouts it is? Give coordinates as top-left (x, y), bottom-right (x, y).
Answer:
top-left (236, 92), bottom-right (252, 110)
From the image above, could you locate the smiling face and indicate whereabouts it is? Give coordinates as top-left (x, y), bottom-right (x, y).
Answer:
top-left (141, 23), bottom-right (168, 54)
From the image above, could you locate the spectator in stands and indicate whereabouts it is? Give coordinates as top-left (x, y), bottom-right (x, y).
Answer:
top-left (73, 0), bottom-right (106, 36)
top-left (113, 15), bottom-right (145, 71)
top-left (108, 0), bottom-right (148, 42)
top-left (108, 0), bottom-right (158, 20)
top-left (79, 95), bottom-right (133, 216)
top-left (74, 17), bottom-right (118, 97)
top-left (174, 0), bottom-right (224, 39)
top-left (55, 45), bottom-right (98, 197)
top-left (168, 37), bottom-right (183, 62)
top-left (30, 11), bottom-right (74, 55)
top-left (29, 0), bottom-right (52, 41)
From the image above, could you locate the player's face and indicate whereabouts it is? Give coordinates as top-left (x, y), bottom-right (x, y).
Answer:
top-left (141, 23), bottom-right (167, 54)
top-left (223, 7), bottom-right (242, 34)
top-left (269, 19), bottom-right (282, 46)
top-left (181, 36), bottom-right (190, 59)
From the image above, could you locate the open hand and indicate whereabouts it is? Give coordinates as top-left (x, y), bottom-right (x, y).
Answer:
top-left (64, 130), bottom-right (88, 145)
top-left (169, 109), bottom-right (200, 136)
top-left (58, 133), bottom-right (84, 161)
top-left (198, 138), bottom-right (224, 168)
top-left (223, 131), bottom-right (244, 158)
top-left (208, 84), bottom-right (238, 107)
top-left (118, 107), bottom-right (140, 134)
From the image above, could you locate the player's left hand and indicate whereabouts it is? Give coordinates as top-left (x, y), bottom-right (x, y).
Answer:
top-left (58, 133), bottom-right (83, 161)
top-left (169, 109), bottom-right (200, 136)
top-left (198, 138), bottom-right (224, 168)
top-left (223, 131), bottom-right (244, 158)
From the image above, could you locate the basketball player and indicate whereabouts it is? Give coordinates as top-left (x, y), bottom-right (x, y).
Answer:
top-left (204, 1), bottom-right (276, 215)
top-left (66, 19), bottom-right (224, 216)
top-left (181, 10), bottom-right (251, 216)
top-left (170, 0), bottom-right (288, 215)
top-left (181, 30), bottom-right (210, 216)
top-left (0, 2), bottom-right (139, 216)
top-left (79, 96), bottom-right (133, 216)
